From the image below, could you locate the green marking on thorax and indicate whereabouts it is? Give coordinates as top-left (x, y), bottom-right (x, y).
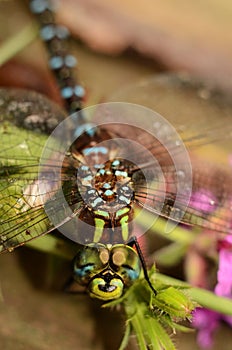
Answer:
top-left (95, 210), bottom-right (110, 218)
top-left (115, 207), bottom-right (130, 219)
top-left (120, 215), bottom-right (129, 241)
top-left (93, 217), bottom-right (105, 242)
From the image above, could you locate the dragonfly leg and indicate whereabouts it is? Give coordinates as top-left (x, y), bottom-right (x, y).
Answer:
top-left (128, 236), bottom-right (157, 296)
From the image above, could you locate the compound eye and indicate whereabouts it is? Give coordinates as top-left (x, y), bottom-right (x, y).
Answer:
top-left (110, 245), bottom-right (141, 286)
top-left (73, 244), bottom-right (109, 285)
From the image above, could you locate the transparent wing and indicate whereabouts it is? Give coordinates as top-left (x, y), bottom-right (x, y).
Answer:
top-left (0, 89), bottom-right (83, 252)
top-left (1, 75), bottom-right (232, 252)
top-left (107, 74), bottom-right (232, 235)
top-left (132, 160), bottom-right (232, 234)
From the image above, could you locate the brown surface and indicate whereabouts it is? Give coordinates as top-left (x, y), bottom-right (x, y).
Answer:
top-left (0, 250), bottom-right (126, 350)
top-left (1, 250), bottom-right (232, 350)
top-left (58, 0), bottom-right (232, 89)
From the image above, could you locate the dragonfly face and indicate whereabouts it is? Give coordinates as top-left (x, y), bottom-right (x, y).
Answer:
top-left (73, 243), bottom-right (141, 300)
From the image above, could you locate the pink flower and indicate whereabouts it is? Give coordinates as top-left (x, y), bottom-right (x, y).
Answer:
top-left (190, 190), bottom-right (217, 214)
top-left (215, 235), bottom-right (232, 326)
top-left (193, 235), bottom-right (232, 348)
top-left (193, 308), bottom-right (219, 349)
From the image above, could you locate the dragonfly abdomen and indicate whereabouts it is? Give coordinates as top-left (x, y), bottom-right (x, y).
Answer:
top-left (30, 0), bottom-right (85, 114)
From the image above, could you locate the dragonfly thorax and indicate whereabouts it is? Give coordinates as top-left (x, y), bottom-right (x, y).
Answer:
top-left (75, 160), bottom-right (136, 244)
top-left (77, 160), bottom-right (134, 212)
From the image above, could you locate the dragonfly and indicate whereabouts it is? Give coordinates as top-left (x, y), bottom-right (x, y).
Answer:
top-left (1, 0), bottom-right (232, 303)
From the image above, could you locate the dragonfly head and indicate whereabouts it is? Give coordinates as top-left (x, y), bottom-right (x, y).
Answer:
top-left (73, 243), bottom-right (141, 300)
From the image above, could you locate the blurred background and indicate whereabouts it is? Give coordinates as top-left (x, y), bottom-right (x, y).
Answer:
top-left (0, 0), bottom-right (232, 349)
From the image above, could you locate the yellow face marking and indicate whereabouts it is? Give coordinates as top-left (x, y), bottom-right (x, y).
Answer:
top-left (89, 277), bottom-right (124, 300)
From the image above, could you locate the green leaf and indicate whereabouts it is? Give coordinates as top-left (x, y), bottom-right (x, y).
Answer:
top-left (137, 211), bottom-right (196, 245)
top-left (26, 234), bottom-right (77, 259)
top-left (157, 273), bottom-right (232, 316)
top-left (105, 267), bottom-right (195, 350)
top-left (153, 242), bottom-right (188, 266)
top-left (153, 286), bottom-right (195, 319)
top-left (0, 23), bottom-right (38, 65)
top-left (118, 323), bottom-right (131, 350)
